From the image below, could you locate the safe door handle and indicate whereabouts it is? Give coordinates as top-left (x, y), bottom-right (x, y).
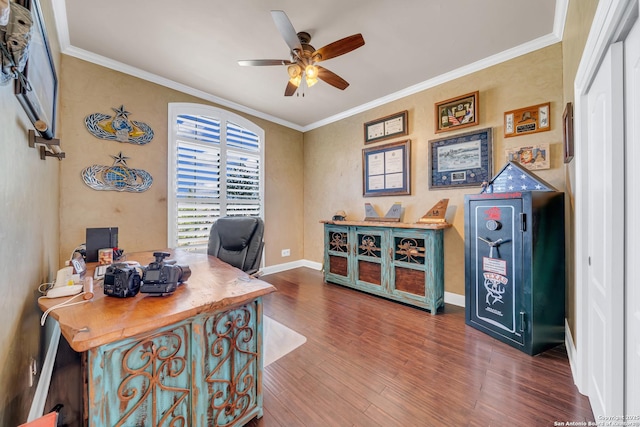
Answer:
top-left (520, 213), bottom-right (527, 232)
top-left (519, 311), bottom-right (526, 332)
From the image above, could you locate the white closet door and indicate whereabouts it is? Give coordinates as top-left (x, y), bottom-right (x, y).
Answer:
top-left (625, 12), bottom-right (640, 417)
top-left (585, 41), bottom-right (625, 418)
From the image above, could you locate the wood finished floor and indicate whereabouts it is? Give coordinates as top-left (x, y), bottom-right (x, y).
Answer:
top-left (247, 267), bottom-right (594, 427)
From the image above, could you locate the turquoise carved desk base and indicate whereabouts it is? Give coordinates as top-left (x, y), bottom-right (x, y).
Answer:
top-left (86, 300), bottom-right (264, 426)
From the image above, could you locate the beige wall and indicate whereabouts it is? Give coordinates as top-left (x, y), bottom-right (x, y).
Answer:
top-left (58, 57), bottom-right (304, 268)
top-left (562, 0), bottom-right (600, 343)
top-left (304, 44), bottom-right (565, 297)
top-left (0, 1), bottom-right (61, 424)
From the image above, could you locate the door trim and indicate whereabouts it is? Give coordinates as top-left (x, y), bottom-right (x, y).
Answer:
top-left (572, 0), bottom-right (637, 400)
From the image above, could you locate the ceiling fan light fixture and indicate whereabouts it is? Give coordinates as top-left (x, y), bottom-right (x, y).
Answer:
top-left (305, 64), bottom-right (319, 79)
top-left (243, 11), bottom-right (365, 96)
top-left (304, 64), bottom-right (319, 87)
top-left (305, 75), bottom-right (318, 87)
top-left (289, 75), bottom-right (302, 87)
top-left (287, 65), bottom-right (301, 78)
top-left (287, 65), bottom-right (302, 87)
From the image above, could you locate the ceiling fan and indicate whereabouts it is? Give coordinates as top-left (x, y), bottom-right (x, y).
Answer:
top-left (238, 10), bottom-right (365, 96)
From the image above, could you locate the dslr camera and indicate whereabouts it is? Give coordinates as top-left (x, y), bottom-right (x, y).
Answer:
top-left (140, 252), bottom-right (191, 296)
top-left (103, 263), bottom-right (141, 298)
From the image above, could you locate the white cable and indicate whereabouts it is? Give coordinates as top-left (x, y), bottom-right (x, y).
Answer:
top-left (38, 282), bottom-right (54, 294)
top-left (69, 244), bottom-right (85, 261)
top-left (40, 293), bottom-right (89, 326)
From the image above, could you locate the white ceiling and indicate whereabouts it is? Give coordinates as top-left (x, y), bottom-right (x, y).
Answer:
top-left (53, 0), bottom-right (563, 131)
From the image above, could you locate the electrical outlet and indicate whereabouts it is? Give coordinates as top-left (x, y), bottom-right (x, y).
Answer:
top-left (29, 357), bottom-right (37, 387)
top-left (281, 249), bottom-right (290, 257)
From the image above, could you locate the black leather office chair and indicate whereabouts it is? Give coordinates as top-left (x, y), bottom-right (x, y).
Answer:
top-left (207, 216), bottom-right (264, 276)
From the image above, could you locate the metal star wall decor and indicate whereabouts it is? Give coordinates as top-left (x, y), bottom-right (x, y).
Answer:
top-left (84, 105), bottom-right (154, 144)
top-left (82, 151), bottom-right (153, 192)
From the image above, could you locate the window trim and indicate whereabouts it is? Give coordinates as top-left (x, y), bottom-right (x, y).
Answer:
top-left (167, 102), bottom-right (265, 250)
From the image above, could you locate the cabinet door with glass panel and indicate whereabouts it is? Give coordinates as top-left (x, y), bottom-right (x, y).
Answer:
top-left (389, 228), bottom-right (444, 313)
top-left (353, 226), bottom-right (389, 294)
top-left (324, 225), bottom-right (353, 286)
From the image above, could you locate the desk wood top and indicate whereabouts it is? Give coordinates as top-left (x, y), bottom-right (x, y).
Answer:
top-left (38, 250), bottom-right (276, 352)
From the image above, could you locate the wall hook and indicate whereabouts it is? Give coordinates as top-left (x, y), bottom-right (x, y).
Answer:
top-left (29, 129), bottom-right (59, 147)
top-left (40, 146), bottom-right (65, 161)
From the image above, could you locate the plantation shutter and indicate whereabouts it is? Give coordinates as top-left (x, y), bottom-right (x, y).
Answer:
top-left (169, 105), bottom-right (263, 251)
top-left (226, 121), bottom-right (261, 217)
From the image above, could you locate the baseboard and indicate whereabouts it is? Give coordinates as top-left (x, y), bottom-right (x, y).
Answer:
top-left (263, 259), bottom-right (465, 308)
top-left (564, 318), bottom-right (585, 394)
top-left (262, 259), bottom-right (322, 275)
top-left (565, 318), bottom-right (576, 370)
top-left (445, 292), bottom-right (465, 307)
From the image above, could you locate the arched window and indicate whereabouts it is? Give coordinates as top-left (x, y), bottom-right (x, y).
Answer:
top-left (168, 103), bottom-right (264, 251)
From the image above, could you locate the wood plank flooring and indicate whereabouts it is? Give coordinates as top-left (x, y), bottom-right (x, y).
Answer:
top-left (247, 267), bottom-right (594, 427)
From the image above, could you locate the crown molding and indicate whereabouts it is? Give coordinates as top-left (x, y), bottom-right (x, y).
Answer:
top-left (51, 0), bottom-right (563, 134)
top-left (302, 32), bottom-right (562, 132)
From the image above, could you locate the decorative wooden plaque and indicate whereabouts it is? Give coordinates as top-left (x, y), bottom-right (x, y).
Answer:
top-left (504, 102), bottom-right (550, 138)
top-left (417, 199), bottom-right (449, 224)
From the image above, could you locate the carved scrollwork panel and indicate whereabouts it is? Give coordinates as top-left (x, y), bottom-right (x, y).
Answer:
top-left (203, 305), bottom-right (258, 427)
top-left (357, 233), bottom-right (382, 258)
top-left (329, 231), bottom-right (349, 252)
top-left (395, 237), bottom-right (426, 264)
top-left (102, 325), bottom-right (191, 427)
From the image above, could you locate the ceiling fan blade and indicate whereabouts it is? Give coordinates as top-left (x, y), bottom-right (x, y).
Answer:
top-left (313, 34), bottom-right (365, 62)
top-left (238, 59), bottom-right (295, 66)
top-left (271, 10), bottom-right (302, 53)
top-left (316, 66), bottom-right (349, 90)
top-left (284, 81), bottom-right (298, 96)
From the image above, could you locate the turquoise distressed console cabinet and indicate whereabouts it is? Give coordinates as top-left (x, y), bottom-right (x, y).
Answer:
top-left (322, 220), bottom-right (451, 314)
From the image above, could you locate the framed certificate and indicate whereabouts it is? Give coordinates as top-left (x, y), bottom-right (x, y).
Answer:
top-left (364, 111), bottom-right (408, 144)
top-left (363, 140), bottom-right (411, 197)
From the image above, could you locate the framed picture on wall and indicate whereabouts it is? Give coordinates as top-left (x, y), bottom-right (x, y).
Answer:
top-left (362, 140), bottom-right (411, 197)
top-left (364, 110), bottom-right (408, 144)
top-left (563, 102), bottom-right (574, 163)
top-left (503, 102), bottom-right (550, 138)
top-left (429, 128), bottom-right (492, 189)
top-left (14, 0), bottom-right (58, 139)
top-left (505, 143), bottom-right (550, 170)
top-left (434, 91), bottom-right (479, 133)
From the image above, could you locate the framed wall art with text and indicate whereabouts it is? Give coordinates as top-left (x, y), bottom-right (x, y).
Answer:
top-left (363, 140), bottom-right (411, 197)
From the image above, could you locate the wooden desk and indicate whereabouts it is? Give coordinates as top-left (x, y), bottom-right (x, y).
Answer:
top-left (38, 250), bottom-right (276, 427)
